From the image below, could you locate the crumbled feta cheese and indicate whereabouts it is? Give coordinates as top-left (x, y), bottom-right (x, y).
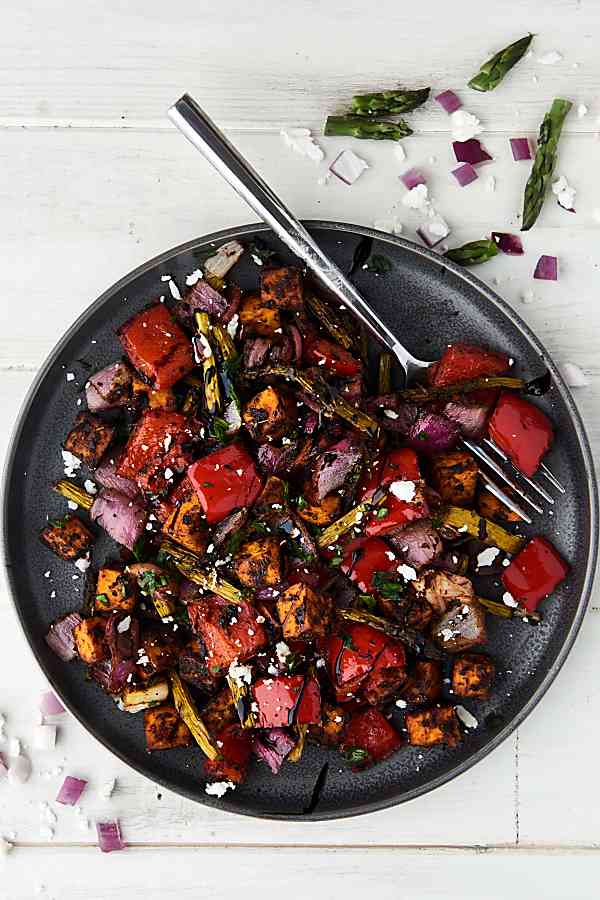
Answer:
top-left (484, 175), bottom-right (496, 192)
top-left (384, 550), bottom-right (396, 561)
top-left (577, 103), bottom-right (589, 119)
top-left (455, 705), bottom-right (478, 729)
top-left (389, 480), bottom-right (416, 502)
top-left (9, 738), bottom-right (20, 756)
top-left (117, 616), bottom-right (131, 633)
top-left (74, 555), bottom-right (90, 573)
top-left (439, 627), bottom-right (455, 642)
top-left (137, 654), bottom-right (150, 666)
top-left (61, 450), bottom-right (82, 478)
top-left (397, 563), bottom-right (417, 582)
top-left (83, 479), bottom-right (97, 495)
top-left (502, 558), bottom-right (511, 567)
top-left (164, 468), bottom-right (174, 481)
top-left (275, 641), bottom-right (291, 664)
top-left (476, 546), bottom-right (500, 568)
top-left (373, 216), bottom-right (403, 235)
top-left (66, 372), bottom-right (75, 382)
top-left (560, 362), bottom-right (589, 388)
top-left (167, 278), bottom-right (181, 300)
top-left (163, 434), bottom-right (172, 453)
top-left (503, 591), bottom-right (519, 608)
top-left (255, 615), bottom-right (266, 624)
top-left (520, 289), bottom-right (535, 305)
top-left (394, 144), bottom-right (406, 163)
top-left (228, 659), bottom-right (253, 685)
top-left (0, 837), bottom-right (13, 855)
top-left (226, 313), bottom-right (239, 340)
top-left (538, 50), bottom-right (563, 65)
top-left (100, 777), bottom-right (116, 798)
top-left (395, 699), bottom-right (407, 709)
top-left (383, 408), bottom-right (399, 419)
top-left (33, 724), bottom-right (57, 751)
top-left (552, 175), bottom-right (576, 211)
top-left (402, 183), bottom-right (429, 210)
top-left (185, 269), bottom-right (203, 286)
top-left (280, 127), bottom-right (324, 162)
top-left (205, 780), bottom-right (237, 798)
top-left (450, 109), bottom-right (483, 142)
top-left (67, 500), bottom-right (78, 510)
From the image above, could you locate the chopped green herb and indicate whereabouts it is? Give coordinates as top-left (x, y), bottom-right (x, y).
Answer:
top-left (356, 593), bottom-right (378, 612)
top-left (210, 416), bottom-right (230, 442)
top-left (365, 254), bottom-right (392, 275)
top-left (376, 507), bottom-right (389, 519)
top-left (343, 747), bottom-right (370, 765)
top-left (95, 593), bottom-right (109, 606)
top-left (132, 535), bottom-right (148, 562)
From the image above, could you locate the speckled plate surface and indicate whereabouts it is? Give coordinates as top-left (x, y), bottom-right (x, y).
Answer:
top-left (3, 222), bottom-right (597, 820)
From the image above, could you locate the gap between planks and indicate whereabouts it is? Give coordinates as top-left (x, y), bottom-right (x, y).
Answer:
top-left (5, 841), bottom-right (600, 853)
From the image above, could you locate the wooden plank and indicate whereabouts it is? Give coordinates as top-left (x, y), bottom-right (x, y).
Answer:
top-left (0, 605), bottom-right (516, 846)
top-left (4, 845), bottom-right (600, 900)
top-left (1, 0), bottom-right (598, 132)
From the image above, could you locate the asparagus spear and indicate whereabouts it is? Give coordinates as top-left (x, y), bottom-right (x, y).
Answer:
top-left (439, 506), bottom-right (524, 555)
top-left (324, 116), bottom-right (412, 141)
top-left (160, 538), bottom-right (245, 604)
top-left (478, 595), bottom-right (541, 625)
top-left (445, 239), bottom-right (499, 267)
top-left (194, 312), bottom-right (222, 416)
top-left (378, 353), bottom-right (393, 394)
top-left (521, 98), bottom-right (572, 231)
top-left (400, 375), bottom-right (525, 404)
top-left (468, 34), bottom-right (534, 92)
top-left (351, 87), bottom-right (430, 117)
top-left (306, 292), bottom-right (356, 351)
top-left (170, 671), bottom-right (218, 759)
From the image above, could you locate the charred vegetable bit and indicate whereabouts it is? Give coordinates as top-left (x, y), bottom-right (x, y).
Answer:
top-left (44, 245), bottom-right (568, 790)
top-left (445, 240), bottom-right (499, 267)
top-left (522, 98), bottom-right (572, 231)
top-left (468, 34), bottom-right (534, 92)
top-left (324, 115), bottom-right (413, 141)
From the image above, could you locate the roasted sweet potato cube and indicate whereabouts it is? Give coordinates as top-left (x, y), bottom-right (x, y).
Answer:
top-left (73, 616), bottom-right (108, 664)
top-left (232, 537), bottom-right (282, 589)
top-left (144, 703), bottom-right (192, 750)
top-left (132, 377), bottom-right (178, 411)
top-left (276, 582), bottom-right (332, 640)
top-left (406, 706), bottom-right (461, 748)
top-left (63, 412), bottom-right (115, 467)
top-left (400, 660), bottom-right (442, 706)
top-left (452, 652), bottom-right (495, 699)
top-left (430, 450), bottom-right (478, 507)
top-left (477, 490), bottom-right (521, 525)
top-left (260, 266), bottom-right (303, 310)
top-left (296, 492), bottom-right (342, 526)
top-left (118, 302), bottom-right (195, 389)
top-left (41, 515), bottom-right (94, 561)
top-left (311, 702), bottom-right (350, 747)
top-left (162, 490), bottom-right (208, 554)
top-left (239, 292), bottom-right (281, 336)
top-left (95, 566), bottom-right (136, 612)
top-left (255, 475), bottom-right (287, 510)
top-left (140, 627), bottom-right (181, 673)
top-left (202, 687), bottom-right (238, 736)
top-left (242, 386), bottom-right (294, 441)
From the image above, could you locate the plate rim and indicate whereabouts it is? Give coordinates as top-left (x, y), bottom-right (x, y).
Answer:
top-left (2, 220), bottom-right (598, 820)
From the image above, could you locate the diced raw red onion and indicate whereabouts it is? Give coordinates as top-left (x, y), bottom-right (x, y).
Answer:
top-left (510, 138), bottom-right (532, 161)
top-left (57, 775), bottom-right (88, 806)
top-left (452, 139), bottom-right (492, 166)
top-left (45, 612), bottom-right (83, 662)
top-left (329, 149), bottom-right (369, 185)
top-left (533, 255), bottom-right (558, 281)
top-left (417, 215), bottom-right (450, 248)
top-left (252, 728), bottom-right (296, 774)
top-left (97, 820), bottom-right (125, 853)
top-left (400, 167), bottom-right (426, 190)
top-left (435, 90), bottom-right (462, 114)
top-left (40, 690), bottom-right (66, 716)
top-left (491, 232), bottom-right (524, 255)
top-left (452, 163), bottom-right (478, 187)
top-left (90, 489), bottom-right (147, 551)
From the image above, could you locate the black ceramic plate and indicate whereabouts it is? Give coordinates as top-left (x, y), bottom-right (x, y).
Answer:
top-left (3, 222), bottom-right (598, 820)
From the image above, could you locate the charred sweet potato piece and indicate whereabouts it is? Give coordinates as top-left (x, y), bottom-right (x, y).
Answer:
top-left (452, 652), bottom-right (495, 699)
top-left (202, 687), bottom-right (238, 736)
top-left (64, 412), bottom-right (115, 467)
top-left (260, 266), bottom-right (303, 310)
top-left (73, 616), bottom-right (108, 664)
top-left (361, 639), bottom-right (407, 706)
top-left (296, 492), bottom-right (342, 526)
top-left (139, 627), bottom-right (182, 674)
top-left (132, 376), bottom-right (178, 411)
top-left (187, 596), bottom-right (268, 671)
top-left (255, 475), bottom-right (287, 511)
top-left (41, 515), bottom-right (94, 561)
top-left (118, 302), bottom-right (195, 389)
top-left (276, 582), bottom-right (332, 640)
top-left (309, 702), bottom-right (349, 747)
top-left (144, 703), bottom-right (192, 750)
top-left (239, 292), bottom-right (281, 336)
top-left (162, 489), bottom-right (208, 554)
top-left (477, 489), bottom-right (521, 525)
top-left (406, 705), bottom-right (461, 748)
top-left (400, 660), bottom-right (442, 706)
top-left (430, 450), bottom-right (478, 507)
top-left (232, 537), bottom-right (282, 589)
top-left (95, 566), bottom-right (136, 613)
top-left (242, 386), bottom-right (294, 441)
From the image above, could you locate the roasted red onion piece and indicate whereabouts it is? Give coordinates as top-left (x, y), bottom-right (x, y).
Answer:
top-left (310, 438), bottom-right (362, 500)
top-left (407, 411), bottom-right (460, 454)
top-left (85, 361), bottom-right (132, 412)
top-left (104, 612), bottom-right (140, 694)
top-left (386, 519), bottom-right (443, 570)
top-left (176, 279), bottom-right (229, 325)
top-left (252, 728), bottom-right (296, 774)
top-left (90, 489), bottom-right (147, 550)
top-left (366, 395), bottom-right (418, 433)
top-left (433, 600), bottom-right (487, 652)
top-left (45, 612), bottom-right (83, 661)
top-left (212, 508), bottom-right (249, 547)
top-left (243, 337), bottom-right (272, 369)
top-left (443, 394), bottom-right (493, 440)
top-left (94, 459), bottom-right (140, 499)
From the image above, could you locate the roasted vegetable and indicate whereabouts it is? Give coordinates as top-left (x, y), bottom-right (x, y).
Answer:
top-left (432, 599), bottom-right (487, 652)
top-left (193, 311), bottom-right (222, 416)
top-left (187, 595), bottom-right (268, 671)
top-left (309, 702), bottom-right (350, 747)
top-left (239, 292), bottom-right (281, 336)
top-left (488, 392), bottom-right (553, 477)
top-left (117, 409), bottom-right (194, 496)
top-left (297, 492), bottom-right (342, 526)
top-left (170, 670), bottom-right (218, 760)
top-left (162, 489), bottom-right (208, 555)
top-left (187, 442), bottom-right (263, 525)
top-left (439, 507), bottom-right (524, 555)
top-left (400, 660), bottom-right (442, 705)
top-left (121, 679), bottom-right (169, 711)
top-left (276, 582), bottom-right (332, 640)
top-left (41, 514), bottom-right (94, 561)
top-left (430, 449), bottom-right (478, 507)
top-left (252, 675), bottom-right (321, 727)
top-left (144, 703), bottom-right (193, 750)
top-left (118, 302), bottom-right (195, 389)
top-left (405, 706), bottom-right (461, 747)
top-left (202, 687), bottom-right (238, 735)
top-left (95, 566), bottom-right (136, 613)
top-left (260, 266), bottom-right (304, 310)
top-left (452, 653), bottom-right (495, 699)
top-left (204, 724), bottom-right (252, 784)
top-left (242, 386), bottom-right (294, 441)
top-left (341, 707), bottom-right (402, 767)
top-left (477, 489), bottom-right (521, 525)
top-left (73, 616), bottom-right (108, 664)
top-left (502, 536), bottom-right (568, 613)
top-left (232, 537), bottom-right (282, 590)
top-left (64, 412), bottom-right (115, 467)
top-left (305, 292), bottom-right (355, 350)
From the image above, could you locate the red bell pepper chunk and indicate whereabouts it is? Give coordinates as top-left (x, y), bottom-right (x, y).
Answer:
top-left (187, 595), bottom-right (268, 671)
top-left (204, 724), bottom-right (252, 785)
top-left (252, 675), bottom-right (321, 727)
top-left (342, 707), bottom-right (402, 766)
top-left (303, 336), bottom-right (362, 377)
top-left (488, 392), bottom-right (553, 477)
top-left (381, 448), bottom-right (421, 485)
top-left (118, 303), bottom-right (195, 390)
top-left (116, 409), bottom-right (194, 495)
top-left (188, 442), bottom-right (263, 524)
top-left (428, 342), bottom-right (509, 388)
top-left (502, 537), bottom-right (569, 613)
top-left (361, 639), bottom-right (407, 706)
top-left (325, 623), bottom-right (389, 702)
top-left (365, 449), bottom-right (428, 537)
top-left (341, 537), bottom-right (397, 593)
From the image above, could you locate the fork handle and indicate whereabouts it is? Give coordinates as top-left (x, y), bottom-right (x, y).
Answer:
top-left (168, 94), bottom-right (407, 360)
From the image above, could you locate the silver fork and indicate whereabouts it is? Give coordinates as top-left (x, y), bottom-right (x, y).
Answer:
top-left (167, 93), bottom-right (563, 525)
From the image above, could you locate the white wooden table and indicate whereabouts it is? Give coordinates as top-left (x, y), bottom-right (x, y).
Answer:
top-left (1, 2), bottom-right (599, 896)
